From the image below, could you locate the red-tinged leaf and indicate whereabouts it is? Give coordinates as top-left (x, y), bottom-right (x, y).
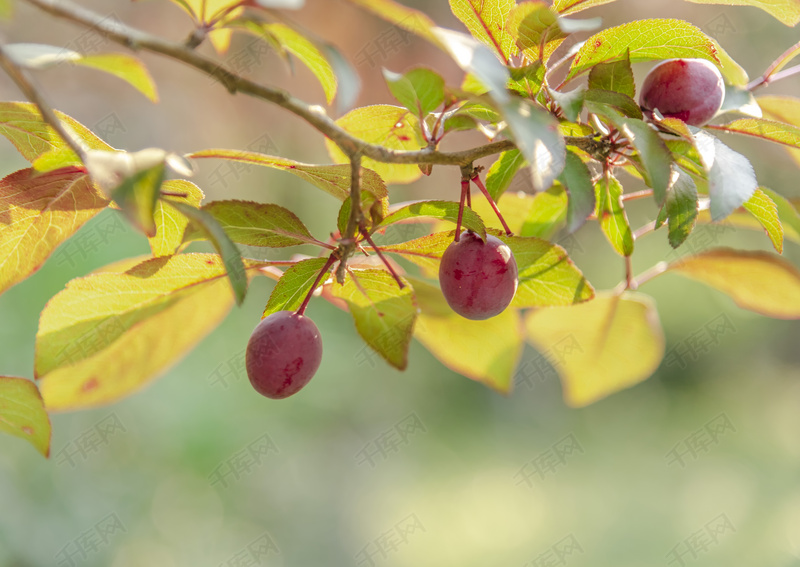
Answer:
top-left (707, 118), bottom-right (800, 150)
top-left (410, 277), bottom-right (522, 393)
top-left (189, 149), bottom-right (387, 200)
top-left (524, 292), bottom-right (665, 407)
top-left (685, 0), bottom-right (800, 26)
top-left (668, 248), bottom-right (800, 319)
top-left (565, 19), bottom-right (720, 83)
top-left (330, 268), bottom-right (416, 370)
top-left (0, 102), bottom-right (112, 163)
top-left (0, 167), bottom-right (108, 296)
top-left (449, 0), bottom-right (517, 63)
top-left (0, 376), bottom-right (51, 457)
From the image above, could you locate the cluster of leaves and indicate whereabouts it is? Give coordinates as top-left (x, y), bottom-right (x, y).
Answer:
top-left (2, 0), bottom-right (800, 458)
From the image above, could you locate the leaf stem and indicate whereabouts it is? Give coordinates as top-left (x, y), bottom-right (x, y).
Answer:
top-left (296, 253), bottom-right (336, 316)
top-left (359, 227), bottom-right (405, 289)
top-left (455, 178), bottom-right (469, 241)
top-left (471, 173), bottom-right (512, 235)
top-left (747, 39), bottom-right (800, 91)
top-left (630, 261), bottom-right (669, 289)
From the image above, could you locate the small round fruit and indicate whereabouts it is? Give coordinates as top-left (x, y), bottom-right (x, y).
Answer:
top-left (439, 231), bottom-right (518, 320)
top-left (245, 310), bottom-right (322, 399)
top-left (639, 58), bottom-right (724, 126)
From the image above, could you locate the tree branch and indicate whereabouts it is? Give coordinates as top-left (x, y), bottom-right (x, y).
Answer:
top-left (22, 0), bottom-right (604, 166)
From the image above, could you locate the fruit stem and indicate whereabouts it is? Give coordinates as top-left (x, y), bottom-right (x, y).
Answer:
top-left (455, 178), bottom-right (470, 242)
top-left (296, 253), bottom-right (337, 316)
top-left (359, 227), bottom-right (405, 289)
top-left (470, 174), bottom-right (513, 235)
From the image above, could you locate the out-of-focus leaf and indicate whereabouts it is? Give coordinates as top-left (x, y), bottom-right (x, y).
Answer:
top-left (37, 254), bottom-right (256, 410)
top-left (383, 67), bottom-right (445, 116)
top-left (169, 202), bottom-right (248, 305)
top-left (75, 54), bottom-right (159, 102)
top-left (564, 19), bottom-right (719, 82)
top-left (519, 185), bottom-right (568, 239)
top-left (410, 277), bottom-right (522, 394)
top-left (320, 43), bottom-right (361, 113)
top-left (685, 0), bottom-right (800, 26)
top-left (507, 62), bottom-right (546, 98)
top-left (341, 0), bottom-right (444, 48)
top-left (0, 102), bottom-right (112, 163)
top-left (707, 117), bottom-right (800, 150)
top-left (584, 88), bottom-right (642, 119)
top-left (550, 86), bottom-right (587, 122)
top-left (552, 0), bottom-right (619, 15)
top-left (330, 268), bottom-right (416, 370)
top-left (501, 98), bottom-right (566, 191)
top-left (0, 377), bottom-right (51, 457)
top-left (719, 84), bottom-right (762, 117)
top-left (588, 51), bottom-right (635, 98)
top-left (694, 130), bottom-right (757, 221)
top-left (325, 105), bottom-right (425, 184)
top-left (524, 291), bottom-right (665, 407)
top-left (497, 233), bottom-right (595, 308)
top-left (595, 174), bottom-right (633, 256)
top-left (185, 200), bottom-right (319, 248)
top-left (263, 257), bottom-right (331, 316)
top-left (378, 200), bottom-right (486, 239)
top-left (111, 162), bottom-right (164, 237)
top-left (0, 167), bottom-right (108, 296)
top-left (742, 188), bottom-right (784, 253)
top-left (758, 95), bottom-right (800, 167)
top-left (505, 2), bottom-right (565, 63)
top-left (485, 149), bottom-right (525, 201)
top-left (695, 189), bottom-right (800, 244)
top-left (0, 0), bottom-right (13, 20)
top-left (190, 149), bottom-right (387, 199)
top-left (449, 0), bottom-right (517, 62)
top-left (2, 43), bottom-right (80, 68)
top-left (559, 149), bottom-right (595, 233)
top-left (668, 248), bottom-right (800, 318)
top-left (379, 230), bottom-right (454, 273)
top-left (149, 180), bottom-right (204, 257)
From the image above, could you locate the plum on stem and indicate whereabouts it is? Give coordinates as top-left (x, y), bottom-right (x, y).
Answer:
top-left (639, 58), bottom-right (724, 127)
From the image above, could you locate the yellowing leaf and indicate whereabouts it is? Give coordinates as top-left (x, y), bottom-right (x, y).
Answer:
top-left (0, 376), bottom-right (51, 457)
top-left (149, 180), bottom-right (205, 257)
top-left (742, 188), bottom-right (784, 253)
top-left (0, 167), bottom-right (108, 296)
top-left (524, 292), bottom-right (665, 407)
top-left (189, 149), bottom-right (387, 200)
top-left (75, 53), bottom-right (159, 102)
top-left (758, 95), bottom-right (800, 167)
top-left (264, 257), bottom-right (332, 316)
top-left (449, 0), bottom-right (517, 63)
top-left (341, 0), bottom-right (443, 48)
top-left (411, 277), bottom-right (522, 393)
top-left (668, 248), bottom-right (800, 319)
top-left (330, 268), bottom-right (416, 369)
top-left (685, 0), bottom-right (800, 26)
top-left (708, 118), bottom-right (800, 150)
top-left (505, 2), bottom-right (565, 63)
top-left (552, 0), bottom-right (619, 15)
top-left (0, 102), bottom-right (112, 163)
top-left (326, 105), bottom-right (425, 184)
top-left (565, 19), bottom-right (719, 82)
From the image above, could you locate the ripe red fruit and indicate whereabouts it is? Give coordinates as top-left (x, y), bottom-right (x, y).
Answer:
top-left (639, 58), bottom-right (724, 126)
top-left (245, 311), bottom-right (322, 399)
top-left (439, 231), bottom-right (518, 320)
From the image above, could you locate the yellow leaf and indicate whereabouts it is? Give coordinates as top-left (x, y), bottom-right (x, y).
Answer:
top-left (525, 292), bottom-right (665, 407)
top-left (0, 376), bottom-right (51, 457)
top-left (76, 53), bottom-right (159, 102)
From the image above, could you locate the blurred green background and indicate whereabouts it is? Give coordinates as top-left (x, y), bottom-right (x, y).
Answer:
top-left (2, 0), bottom-right (800, 566)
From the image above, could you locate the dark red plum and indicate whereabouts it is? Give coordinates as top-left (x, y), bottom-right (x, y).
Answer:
top-left (246, 310), bottom-right (322, 399)
top-left (439, 232), bottom-right (518, 320)
top-left (640, 58), bottom-right (724, 126)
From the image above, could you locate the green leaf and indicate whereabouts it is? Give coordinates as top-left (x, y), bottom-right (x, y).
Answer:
top-left (383, 67), bottom-right (445, 116)
top-left (263, 257), bottom-right (331, 316)
top-left (708, 118), bottom-right (800, 150)
top-left (519, 186), bottom-right (568, 239)
top-left (185, 200), bottom-right (319, 248)
top-left (564, 19), bottom-right (719, 82)
top-left (595, 174), bottom-right (634, 256)
top-left (0, 377), bottom-right (51, 457)
top-left (378, 200), bottom-right (486, 239)
top-left (497, 233), bottom-right (595, 308)
top-left (0, 102), bottom-right (112, 163)
top-left (501, 98), bottom-right (566, 191)
top-left (550, 86), bottom-right (587, 122)
top-left (583, 88), bottom-right (643, 119)
top-left (667, 248), bottom-right (800, 319)
top-left (149, 180), bottom-right (205, 257)
top-left (559, 149), bottom-right (595, 233)
top-left (169, 202), bottom-right (248, 306)
top-left (75, 53), bottom-right (159, 102)
top-left (694, 130), bottom-right (758, 221)
top-left (0, 0), bottom-right (13, 20)
top-left (189, 149), bottom-right (387, 200)
top-left (379, 230), bottom-right (455, 273)
top-left (684, 0), bottom-right (800, 26)
top-left (661, 169), bottom-right (699, 249)
top-left (588, 51), bottom-right (635, 98)
top-left (37, 254), bottom-right (256, 410)
top-left (485, 149), bottom-right (525, 201)
top-left (325, 105), bottom-right (425, 184)
top-left (111, 163), bottom-right (165, 237)
top-left (330, 268), bottom-right (416, 370)
top-left (449, 0), bottom-right (517, 63)
top-left (410, 277), bottom-right (522, 393)
top-left (507, 62), bottom-right (546, 98)
top-left (337, 191), bottom-right (387, 235)
top-left (0, 167), bottom-right (108, 297)
top-left (505, 2), bottom-right (566, 63)
top-left (742, 188), bottom-right (784, 253)
top-left (552, 0), bottom-right (619, 15)
top-left (524, 291), bottom-right (665, 407)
